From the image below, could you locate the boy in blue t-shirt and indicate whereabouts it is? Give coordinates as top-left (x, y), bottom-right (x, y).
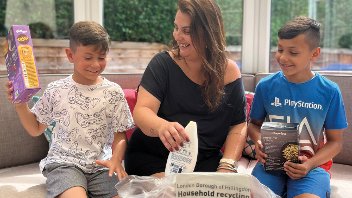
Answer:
top-left (248, 16), bottom-right (348, 198)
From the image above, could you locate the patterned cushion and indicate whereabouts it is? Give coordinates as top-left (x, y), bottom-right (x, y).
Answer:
top-left (242, 92), bottom-right (256, 159)
top-left (242, 136), bottom-right (256, 159)
top-left (123, 89), bottom-right (137, 139)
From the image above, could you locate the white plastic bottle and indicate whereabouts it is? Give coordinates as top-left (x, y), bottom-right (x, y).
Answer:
top-left (165, 121), bottom-right (198, 176)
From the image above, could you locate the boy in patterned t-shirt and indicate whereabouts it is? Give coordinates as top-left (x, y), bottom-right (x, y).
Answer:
top-left (6, 21), bottom-right (134, 198)
top-left (248, 16), bottom-right (348, 198)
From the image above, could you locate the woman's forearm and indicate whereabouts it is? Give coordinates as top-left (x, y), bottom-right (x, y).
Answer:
top-left (133, 106), bottom-right (167, 137)
top-left (222, 122), bottom-right (247, 160)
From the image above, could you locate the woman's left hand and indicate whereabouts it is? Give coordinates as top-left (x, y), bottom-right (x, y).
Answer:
top-left (216, 168), bottom-right (237, 173)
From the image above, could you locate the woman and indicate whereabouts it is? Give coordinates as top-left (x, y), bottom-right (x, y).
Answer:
top-left (125, 0), bottom-right (247, 178)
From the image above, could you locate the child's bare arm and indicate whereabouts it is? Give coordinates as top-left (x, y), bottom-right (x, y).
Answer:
top-left (14, 103), bottom-right (47, 136)
top-left (284, 129), bottom-right (344, 179)
top-left (111, 132), bottom-right (128, 163)
top-left (307, 129), bottom-right (344, 168)
top-left (96, 131), bottom-right (128, 180)
top-left (6, 81), bottom-right (46, 136)
top-left (247, 119), bottom-right (263, 143)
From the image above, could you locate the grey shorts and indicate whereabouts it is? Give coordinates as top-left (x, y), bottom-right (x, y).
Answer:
top-left (43, 163), bottom-right (119, 198)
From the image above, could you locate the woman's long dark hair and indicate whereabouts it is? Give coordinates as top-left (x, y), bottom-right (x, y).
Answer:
top-left (172, 0), bottom-right (227, 111)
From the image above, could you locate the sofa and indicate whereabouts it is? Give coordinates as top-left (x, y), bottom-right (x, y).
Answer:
top-left (0, 73), bottom-right (351, 198)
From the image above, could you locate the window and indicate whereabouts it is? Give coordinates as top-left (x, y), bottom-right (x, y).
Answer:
top-left (218, 0), bottom-right (243, 69)
top-left (0, 0), bottom-right (74, 74)
top-left (102, 0), bottom-right (243, 73)
top-left (270, 0), bottom-right (352, 72)
top-left (1, 0), bottom-right (73, 39)
top-left (103, 0), bottom-right (176, 44)
top-left (1, 0), bottom-right (350, 74)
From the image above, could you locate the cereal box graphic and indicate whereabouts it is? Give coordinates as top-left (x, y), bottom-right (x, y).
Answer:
top-left (5, 25), bottom-right (40, 103)
top-left (261, 122), bottom-right (299, 172)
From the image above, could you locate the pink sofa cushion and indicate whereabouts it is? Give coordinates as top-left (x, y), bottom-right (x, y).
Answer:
top-left (245, 92), bottom-right (254, 121)
top-left (123, 89), bottom-right (137, 139)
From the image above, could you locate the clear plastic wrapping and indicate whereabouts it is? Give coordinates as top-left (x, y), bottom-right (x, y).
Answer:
top-left (116, 173), bottom-right (280, 198)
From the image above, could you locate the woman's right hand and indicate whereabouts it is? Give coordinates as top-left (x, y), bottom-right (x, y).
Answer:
top-left (158, 121), bottom-right (190, 152)
top-left (254, 140), bottom-right (267, 163)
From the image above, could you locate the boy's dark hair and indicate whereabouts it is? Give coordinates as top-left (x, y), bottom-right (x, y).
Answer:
top-left (69, 21), bottom-right (110, 53)
top-left (278, 16), bottom-right (320, 49)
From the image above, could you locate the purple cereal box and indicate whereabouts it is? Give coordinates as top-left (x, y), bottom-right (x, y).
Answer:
top-left (5, 25), bottom-right (40, 103)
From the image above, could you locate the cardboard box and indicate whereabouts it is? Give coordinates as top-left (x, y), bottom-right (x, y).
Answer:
top-left (261, 122), bottom-right (299, 172)
top-left (5, 25), bottom-right (40, 103)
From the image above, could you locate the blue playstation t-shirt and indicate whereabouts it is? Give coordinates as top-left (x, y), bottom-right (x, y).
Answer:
top-left (250, 71), bottom-right (347, 161)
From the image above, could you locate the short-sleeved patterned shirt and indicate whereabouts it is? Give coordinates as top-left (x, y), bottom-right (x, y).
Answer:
top-left (32, 75), bottom-right (134, 173)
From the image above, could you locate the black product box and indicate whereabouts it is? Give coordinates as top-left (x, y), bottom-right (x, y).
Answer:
top-left (261, 122), bottom-right (299, 172)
